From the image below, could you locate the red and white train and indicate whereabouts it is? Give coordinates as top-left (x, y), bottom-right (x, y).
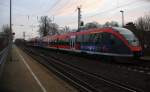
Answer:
top-left (27, 27), bottom-right (142, 57)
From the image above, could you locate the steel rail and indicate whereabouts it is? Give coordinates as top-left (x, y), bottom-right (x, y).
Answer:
top-left (23, 47), bottom-right (98, 92)
top-left (42, 52), bottom-right (142, 92)
top-left (23, 47), bottom-right (144, 92)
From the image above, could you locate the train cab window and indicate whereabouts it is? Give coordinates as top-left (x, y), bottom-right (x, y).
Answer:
top-left (110, 34), bottom-right (124, 46)
top-left (113, 27), bottom-right (139, 46)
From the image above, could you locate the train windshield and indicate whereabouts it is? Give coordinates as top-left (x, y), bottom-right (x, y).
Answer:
top-left (113, 27), bottom-right (139, 46)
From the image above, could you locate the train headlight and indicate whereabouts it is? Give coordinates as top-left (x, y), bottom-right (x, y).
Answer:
top-left (130, 40), bottom-right (139, 46)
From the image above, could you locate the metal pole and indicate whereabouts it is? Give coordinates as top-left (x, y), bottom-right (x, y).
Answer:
top-left (23, 32), bottom-right (25, 40)
top-left (10, 0), bottom-right (12, 34)
top-left (77, 7), bottom-right (81, 31)
top-left (44, 17), bottom-right (46, 36)
top-left (10, 0), bottom-right (12, 61)
top-left (52, 16), bottom-right (55, 23)
top-left (120, 10), bottom-right (124, 27)
top-left (23, 32), bottom-right (26, 45)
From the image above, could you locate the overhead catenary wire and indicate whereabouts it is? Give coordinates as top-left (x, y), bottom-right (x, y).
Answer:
top-left (51, 0), bottom-right (80, 16)
top-left (44, 0), bottom-right (61, 14)
top-left (84, 0), bottom-right (143, 19)
top-left (3, 0), bottom-right (148, 30)
top-left (64, 0), bottom-right (146, 25)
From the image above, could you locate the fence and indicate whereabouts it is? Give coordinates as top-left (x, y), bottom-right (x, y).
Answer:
top-left (0, 45), bottom-right (11, 78)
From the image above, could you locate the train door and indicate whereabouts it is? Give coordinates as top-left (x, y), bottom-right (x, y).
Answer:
top-left (94, 33), bottom-right (109, 52)
top-left (70, 35), bottom-right (76, 49)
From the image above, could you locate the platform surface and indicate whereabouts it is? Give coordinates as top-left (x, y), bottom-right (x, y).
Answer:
top-left (0, 45), bottom-right (78, 92)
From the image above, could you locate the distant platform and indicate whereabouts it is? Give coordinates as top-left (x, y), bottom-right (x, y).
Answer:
top-left (0, 45), bottom-right (78, 92)
top-left (141, 56), bottom-right (150, 61)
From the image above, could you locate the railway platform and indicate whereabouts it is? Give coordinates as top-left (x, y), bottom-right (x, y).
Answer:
top-left (141, 56), bottom-right (150, 61)
top-left (0, 45), bottom-right (78, 92)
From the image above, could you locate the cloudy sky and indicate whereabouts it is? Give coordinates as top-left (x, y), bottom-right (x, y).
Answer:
top-left (0, 0), bottom-right (150, 39)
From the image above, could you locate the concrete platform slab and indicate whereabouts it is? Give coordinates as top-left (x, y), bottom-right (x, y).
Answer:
top-left (0, 45), bottom-right (78, 92)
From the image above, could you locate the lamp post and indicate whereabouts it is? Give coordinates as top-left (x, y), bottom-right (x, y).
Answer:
top-left (10, 0), bottom-right (12, 38)
top-left (120, 10), bottom-right (124, 27)
top-left (9, 0), bottom-right (12, 61)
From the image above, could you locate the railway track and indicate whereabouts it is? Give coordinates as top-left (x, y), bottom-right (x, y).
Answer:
top-left (23, 47), bottom-right (99, 92)
top-left (22, 46), bottom-right (147, 92)
top-left (66, 49), bottom-right (148, 74)
top-left (110, 61), bottom-right (150, 75)
top-left (32, 46), bottom-right (150, 75)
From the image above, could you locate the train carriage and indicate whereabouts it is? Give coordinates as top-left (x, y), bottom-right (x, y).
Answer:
top-left (28, 27), bottom-right (142, 57)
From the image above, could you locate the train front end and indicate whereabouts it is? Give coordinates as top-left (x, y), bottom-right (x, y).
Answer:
top-left (113, 27), bottom-right (142, 57)
top-left (126, 35), bottom-right (142, 57)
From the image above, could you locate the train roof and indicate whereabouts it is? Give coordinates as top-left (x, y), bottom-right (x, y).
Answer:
top-left (33, 27), bottom-right (133, 41)
top-left (42, 27), bottom-right (116, 40)
top-left (112, 27), bottom-right (134, 35)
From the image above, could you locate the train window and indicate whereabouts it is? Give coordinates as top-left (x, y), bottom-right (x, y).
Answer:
top-left (77, 33), bottom-right (103, 43)
top-left (110, 34), bottom-right (124, 46)
top-left (66, 38), bottom-right (69, 43)
top-left (77, 35), bottom-right (83, 42)
top-left (58, 38), bottom-right (69, 45)
top-left (84, 34), bottom-right (90, 42)
top-left (86, 33), bottom-right (103, 43)
top-left (51, 39), bottom-right (57, 45)
top-left (89, 34), bottom-right (96, 42)
top-left (101, 33), bottom-right (109, 44)
top-left (110, 34), bottom-right (116, 45)
top-left (103, 33), bottom-right (110, 39)
top-left (93, 34), bottom-right (99, 43)
top-left (113, 27), bottom-right (137, 41)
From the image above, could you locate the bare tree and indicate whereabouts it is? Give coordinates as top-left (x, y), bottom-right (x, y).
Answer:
top-left (135, 14), bottom-right (150, 55)
top-left (78, 21), bottom-right (119, 31)
top-left (136, 14), bottom-right (150, 31)
top-left (103, 21), bottom-right (110, 27)
top-left (2, 24), bottom-right (12, 40)
top-left (103, 21), bottom-right (119, 27)
top-left (48, 23), bottom-right (59, 35)
top-left (38, 16), bottom-right (59, 37)
top-left (80, 22), bottom-right (101, 30)
top-left (0, 25), bottom-right (11, 50)
top-left (124, 22), bottom-right (137, 32)
top-left (85, 22), bottom-right (99, 29)
top-left (58, 26), bottom-right (71, 34)
top-left (110, 21), bottom-right (119, 27)
top-left (38, 16), bottom-right (51, 37)
top-left (64, 26), bottom-right (71, 32)
top-left (2, 24), bottom-right (11, 35)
